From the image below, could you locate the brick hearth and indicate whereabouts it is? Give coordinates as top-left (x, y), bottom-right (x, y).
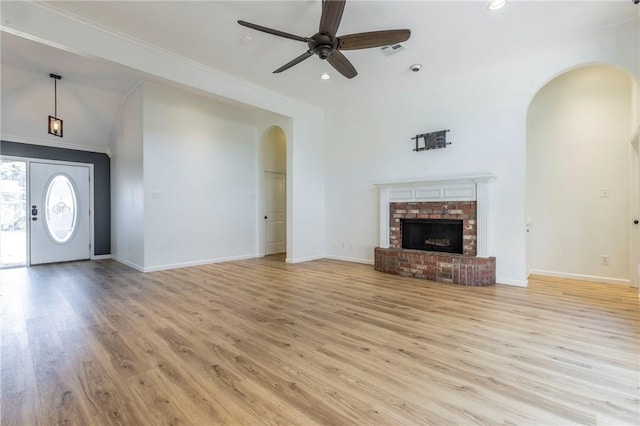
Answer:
top-left (375, 200), bottom-right (496, 286)
top-left (375, 247), bottom-right (496, 286)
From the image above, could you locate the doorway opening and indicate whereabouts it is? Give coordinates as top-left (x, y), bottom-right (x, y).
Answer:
top-left (262, 126), bottom-right (287, 258)
top-left (526, 64), bottom-right (639, 287)
top-left (0, 157), bottom-right (94, 268)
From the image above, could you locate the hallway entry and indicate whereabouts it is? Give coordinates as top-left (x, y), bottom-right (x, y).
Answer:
top-left (262, 126), bottom-right (287, 256)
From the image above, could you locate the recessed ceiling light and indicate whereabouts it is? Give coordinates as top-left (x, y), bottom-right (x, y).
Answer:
top-left (488, 0), bottom-right (506, 11)
top-left (320, 73), bottom-right (331, 80)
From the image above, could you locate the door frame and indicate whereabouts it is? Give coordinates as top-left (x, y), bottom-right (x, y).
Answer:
top-left (630, 126), bottom-right (639, 288)
top-left (0, 155), bottom-right (95, 266)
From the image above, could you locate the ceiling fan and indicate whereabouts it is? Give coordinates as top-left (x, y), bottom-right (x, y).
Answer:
top-left (238, 0), bottom-right (410, 79)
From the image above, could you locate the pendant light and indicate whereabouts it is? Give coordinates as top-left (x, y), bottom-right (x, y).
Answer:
top-left (48, 73), bottom-right (63, 137)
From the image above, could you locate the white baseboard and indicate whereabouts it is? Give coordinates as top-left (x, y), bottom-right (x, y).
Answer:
top-left (91, 254), bottom-right (112, 260)
top-left (324, 255), bottom-right (375, 265)
top-left (285, 254), bottom-right (325, 264)
top-left (496, 277), bottom-right (528, 287)
top-left (143, 254), bottom-right (259, 273)
top-left (112, 256), bottom-right (144, 272)
top-left (528, 269), bottom-right (632, 286)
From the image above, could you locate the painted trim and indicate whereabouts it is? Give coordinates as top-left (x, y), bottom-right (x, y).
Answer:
top-left (286, 255), bottom-right (325, 264)
top-left (528, 269), bottom-right (633, 286)
top-left (112, 256), bottom-right (144, 272)
top-left (1, 134), bottom-right (112, 156)
top-left (91, 254), bottom-right (112, 260)
top-left (496, 277), bottom-right (529, 287)
top-left (373, 174), bottom-right (496, 187)
top-left (143, 254), bottom-right (259, 273)
top-left (325, 255), bottom-right (375, 265)
top-left (375, 174), bottom-right (496, 257)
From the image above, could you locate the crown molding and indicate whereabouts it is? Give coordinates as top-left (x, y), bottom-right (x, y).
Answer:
top-left (1, 134), bottom-right (112, 157)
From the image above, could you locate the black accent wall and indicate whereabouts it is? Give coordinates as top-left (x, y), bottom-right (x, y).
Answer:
top-left (0, 141), bottom-right (111, 256)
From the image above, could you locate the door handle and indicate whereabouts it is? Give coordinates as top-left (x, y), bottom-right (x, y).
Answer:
top-left (264, 216), bottom-right (268, 219)
top-left (634, 220), bottom-right (639, 225)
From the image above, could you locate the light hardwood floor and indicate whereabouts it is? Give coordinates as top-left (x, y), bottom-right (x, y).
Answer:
top-left (1, 256), bottom-right (638, 425)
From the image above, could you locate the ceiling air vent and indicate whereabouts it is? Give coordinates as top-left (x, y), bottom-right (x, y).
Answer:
top-left (379, 43), bottom-right (406, 57)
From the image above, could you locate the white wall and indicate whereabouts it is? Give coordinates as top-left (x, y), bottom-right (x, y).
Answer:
top-left (111, 84), bottom-right (144, 269)
top-left (141, 83), bottom-right (261, 270)
top-left (527, 65), bottom-right (633, 284)
top-left (324, 20), bottom-right (639, 286)
top-left (0, 63), bottom-right (121, 153)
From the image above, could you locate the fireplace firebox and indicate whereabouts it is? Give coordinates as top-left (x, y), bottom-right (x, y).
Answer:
top-left (402, 219), bottom-right (463, 254)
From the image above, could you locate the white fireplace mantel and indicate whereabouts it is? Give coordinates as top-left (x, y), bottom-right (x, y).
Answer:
top-left (373, 174), bottom-right (496, 257)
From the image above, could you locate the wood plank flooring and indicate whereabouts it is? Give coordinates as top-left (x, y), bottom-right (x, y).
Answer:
top-left (1, 256), bottom-right (638, 425)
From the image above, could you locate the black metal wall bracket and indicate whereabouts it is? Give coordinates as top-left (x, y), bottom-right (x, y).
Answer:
top-left (412, 129), bottom-right (451, 152)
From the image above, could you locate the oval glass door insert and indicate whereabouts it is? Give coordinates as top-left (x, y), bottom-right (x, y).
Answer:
top-left (44, 175), bottom-right (78, 243)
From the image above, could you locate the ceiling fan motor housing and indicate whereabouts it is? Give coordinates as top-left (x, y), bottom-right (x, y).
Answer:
top-left (309, 33), bottom-right (338, 59)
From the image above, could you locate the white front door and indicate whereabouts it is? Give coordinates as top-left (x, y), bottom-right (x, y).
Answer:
top-left (29, 162), bottom-right (91, 265)
top-left (265, 171), bottom-right (286, 255)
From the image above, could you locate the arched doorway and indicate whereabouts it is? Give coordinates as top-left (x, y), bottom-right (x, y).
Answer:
top-left (526, 64), bottom-right (639, 287)
top-left (262, 126), bottom-right (287, 257)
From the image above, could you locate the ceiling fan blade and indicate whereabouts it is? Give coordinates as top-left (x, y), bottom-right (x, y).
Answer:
top-left (238, 20), bottom-right (310, 43)
top-left (338, 29), bottom-right (411, 50)
top-left (319, 0), bottom-right (346, 37)
top-left (273, 50), bottom-right (315, 73)
top-left (327, 50), bottom-right (357, 79)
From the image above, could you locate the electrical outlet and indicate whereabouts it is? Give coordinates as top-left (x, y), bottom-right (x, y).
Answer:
top-left (601, 255), bottom-right (609, 265)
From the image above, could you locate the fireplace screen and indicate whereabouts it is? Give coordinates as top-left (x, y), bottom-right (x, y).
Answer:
top-left (401, 219), bottom-right (463, 254)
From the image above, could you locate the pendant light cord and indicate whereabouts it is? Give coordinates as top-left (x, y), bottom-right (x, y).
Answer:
top-left (54, 78), bottom-right (57, 118)
top-left (50, 73), bottom-right (61, 119)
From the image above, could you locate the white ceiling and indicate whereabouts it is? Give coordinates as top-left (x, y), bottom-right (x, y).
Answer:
top-left (1, 31), bottom-right (142, 95)
top-left (2, 1), bottom-right (638, 111)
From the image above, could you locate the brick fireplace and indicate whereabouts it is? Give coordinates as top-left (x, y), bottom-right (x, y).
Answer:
top-left (373, 176), bottom-right (496, 286)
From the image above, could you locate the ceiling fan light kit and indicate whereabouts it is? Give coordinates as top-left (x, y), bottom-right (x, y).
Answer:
top-left (238, 0), bottom-right (410, 79)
